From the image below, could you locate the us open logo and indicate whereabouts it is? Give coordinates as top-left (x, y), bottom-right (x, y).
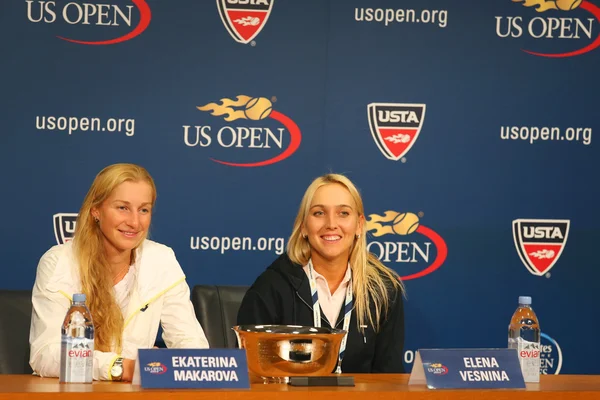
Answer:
top-left (426, 363), bottom-right (449, 375)
top-left (512, 219), bottom-right (570, 276)
top-left (217, 0), bottom-right (274, 44)
top-left (367, 103), bottom-right (426, 161)
top-left (496, 0), bottom-right (600, 57)
top-left (540, 333), bottom-right (563, 375)
top-left (144, 362), bottom-right (168, 375)
top-left (53, 213), bottom-right (78, 244)
top-left (25, 0), bottom-right (152, 45)
top-left (366, 210), bottom-right (447, 280)
top-left (183, 95), bottom-right (301, 167)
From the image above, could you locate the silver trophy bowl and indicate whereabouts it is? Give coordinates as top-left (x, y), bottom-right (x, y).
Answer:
top-left (233, 325), bottom-right (346, 383)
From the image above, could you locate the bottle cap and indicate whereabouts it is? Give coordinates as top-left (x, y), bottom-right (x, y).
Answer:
top-left (518, 296), bottom-right (532, 305)
top-left (73, 293), bottom-right (86, 303)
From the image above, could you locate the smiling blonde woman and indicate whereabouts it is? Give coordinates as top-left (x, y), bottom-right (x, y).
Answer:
top-left (237, 173), bottom-right (405, 373)
top-left (30, 163), bottom-right (208, 382)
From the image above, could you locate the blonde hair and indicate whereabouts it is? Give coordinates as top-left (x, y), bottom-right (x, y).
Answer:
top-left (73, 163), bottom-right (156, 352)
top-left (287, 174), bottom-right (404, 332)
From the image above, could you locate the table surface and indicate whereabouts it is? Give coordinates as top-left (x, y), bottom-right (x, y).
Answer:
top-left (0, 374), bottom-right (599, 400)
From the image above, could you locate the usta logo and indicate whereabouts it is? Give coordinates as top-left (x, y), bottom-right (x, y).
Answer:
top-left (496, 0), bottom-right (600, 57)
top-left (512, 219), bottom-right (570, 276)
top-left (367, 103), bottom-right (426, 161)
top-left (217, 0), bottom-right (274, 44)
top-left (524, 226), bottom-right (563, 239)
top-left (54, 213), bottom-right (78, 244)
top-left (25, 0), bottom-right (151, 45)
top-left (183, 95), bottom-right (301, 167)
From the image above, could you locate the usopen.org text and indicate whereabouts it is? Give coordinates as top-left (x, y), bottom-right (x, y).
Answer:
top-left (501, 125), bottom-right (592, 145)
top-left (190, 236), bottom-right (285, 255)
top-left (35, 115), bottom-right (135, 136)
top-left (355, 7), bottom-right (448, 28)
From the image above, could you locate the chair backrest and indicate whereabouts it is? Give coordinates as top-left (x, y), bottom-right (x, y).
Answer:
top-left (191, 285), bottom-right (248, 349)
top-left (0, 290), bottom-right (33, 374)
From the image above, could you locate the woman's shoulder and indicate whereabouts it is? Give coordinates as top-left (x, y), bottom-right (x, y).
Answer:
top-left (249, 253), bottom-right (302, 292)
top-left (38, 244), bottom-right (59, 263)
top-left (37, 242), bottom-right (74, 271)
top-left (132, 240), bottom-right (186, 295)
top-left (35, 243), bottom-right (78, 289)
top-left (137, 239), bottom-right (185, 277)
top-left (139, 239), bottom-right (174, 256)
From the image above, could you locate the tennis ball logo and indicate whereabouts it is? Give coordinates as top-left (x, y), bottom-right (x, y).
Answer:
top-left (197, 95), bottom-right (273, 122)
top-left (366, 210), bottom-right (421, 237)
top-left (555, 0), bottom-right (582, 10)
top-left (244, 97), bottom-right (272, 120)
top-left (392, 212), bottom-right (420, 235)
top-left (512, 0), bottom-right (582, 12)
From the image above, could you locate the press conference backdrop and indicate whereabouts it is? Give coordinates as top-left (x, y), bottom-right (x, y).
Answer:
top-left (1, 0), bottom-right (598, 374)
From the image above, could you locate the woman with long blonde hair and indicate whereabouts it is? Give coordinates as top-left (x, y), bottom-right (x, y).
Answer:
top-left (30, 163), bottom-right (208, 381)
top-left (237, 173), bottom-right (405, 373)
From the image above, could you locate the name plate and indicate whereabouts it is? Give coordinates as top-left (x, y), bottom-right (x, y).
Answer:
top-left (408, 348), bottom-right (525, 389)
top-left (137, 348), bottom-right (250, 389)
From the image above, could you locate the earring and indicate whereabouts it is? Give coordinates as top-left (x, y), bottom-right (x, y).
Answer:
top-left (356, 234), bottom-right (361, 239)
top-left (94, 216), bottom-right (99, 223)
top-left (302, 234), bottom-right (307, 239)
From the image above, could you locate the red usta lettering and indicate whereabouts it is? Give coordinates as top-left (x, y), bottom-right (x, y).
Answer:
top-left (520, 350), bottom-right (540, 357)
top-left (68, 349), bottom-right (92, 357)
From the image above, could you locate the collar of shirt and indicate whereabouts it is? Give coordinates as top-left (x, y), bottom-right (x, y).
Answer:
top-left (303, 261), bottom-right (352, 326)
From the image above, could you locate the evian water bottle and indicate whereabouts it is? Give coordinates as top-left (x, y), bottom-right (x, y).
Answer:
top-left (60, 293), bottom-right (94, 383)
top-left (508, 296), bottom-right (540, 383)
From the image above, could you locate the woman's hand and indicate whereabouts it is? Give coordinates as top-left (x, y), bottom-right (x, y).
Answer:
top-left (121, 347), bottom-right (157, 381)
top-left (122, 359), bottom-right (136, 382)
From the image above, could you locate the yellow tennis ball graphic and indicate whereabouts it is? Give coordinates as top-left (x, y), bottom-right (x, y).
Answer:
top-left (555, 0), bottom-right (581, 10)
top-left (392, 212), bottom-right (420, 235)
top-left (244, 97), bottom-right (272, 120)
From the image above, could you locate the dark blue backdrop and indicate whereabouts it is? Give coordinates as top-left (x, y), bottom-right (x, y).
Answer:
top-left (2, 0), bottom-right (598, 374)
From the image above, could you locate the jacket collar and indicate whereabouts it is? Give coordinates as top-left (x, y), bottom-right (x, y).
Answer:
top-left (267, 253), bottom-right (313, 305)
top-left (267, 254), bottom-right (351, 329)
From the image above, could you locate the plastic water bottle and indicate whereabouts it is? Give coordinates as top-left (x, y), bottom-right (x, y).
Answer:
top-left (60, 293), bottom-right (94, 383)
top-left (508, 296), bottom-right (540, 383)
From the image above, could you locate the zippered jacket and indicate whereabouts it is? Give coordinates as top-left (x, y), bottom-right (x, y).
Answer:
top-left (29, 240), bottom-right (208, 380)
top-left (237, 254), bottom-right (405, 373)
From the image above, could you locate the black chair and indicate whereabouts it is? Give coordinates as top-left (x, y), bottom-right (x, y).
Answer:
top-left (191, 285), bottom-right (248, 349)
top-left (0, 290), bottom-right (33, 374)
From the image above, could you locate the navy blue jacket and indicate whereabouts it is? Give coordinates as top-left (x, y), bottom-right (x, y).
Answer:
top-left (237, 254), bottom-right (405, 373)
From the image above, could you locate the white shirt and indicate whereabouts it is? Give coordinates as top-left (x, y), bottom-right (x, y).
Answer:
top-left (302, 263), bottom-right (352, 327)
top-left (30, 240), bottom-right (209, 381)
top-left (113, 266), bottom-right (135, 317)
